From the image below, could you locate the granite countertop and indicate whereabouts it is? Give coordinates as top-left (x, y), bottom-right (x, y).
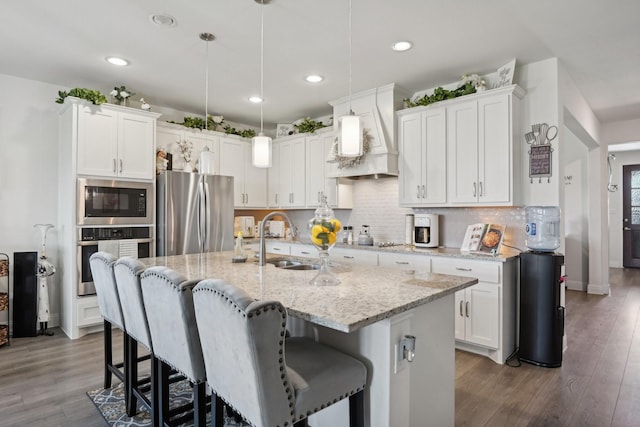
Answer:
top-left (141, 251), bottom-right (477, 333)
top-left (249, 238), bottom-right (520, 262)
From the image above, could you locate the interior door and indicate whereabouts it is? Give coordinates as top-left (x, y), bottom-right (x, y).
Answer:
top-left (622, 164), bottom-right (640, 267)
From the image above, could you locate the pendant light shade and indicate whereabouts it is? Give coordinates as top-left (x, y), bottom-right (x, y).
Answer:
top-left (252, 0), bottom-right (272, 168)
top-left (338, 0), bottom-right (363, 158)
top-left (252, 133), bottom-right (272, 167)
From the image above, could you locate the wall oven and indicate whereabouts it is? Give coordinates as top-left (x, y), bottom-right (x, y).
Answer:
top-left (77, 178), bottom-right (153, 225)
top-left (77, 226), bottom-right (153, 296)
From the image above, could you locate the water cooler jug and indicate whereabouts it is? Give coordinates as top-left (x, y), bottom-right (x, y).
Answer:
top-left (520, 206), bottom-right (564, 367)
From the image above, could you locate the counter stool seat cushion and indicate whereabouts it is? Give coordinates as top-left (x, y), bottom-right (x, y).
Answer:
top-left (193, 279), bottom-right (367, 427)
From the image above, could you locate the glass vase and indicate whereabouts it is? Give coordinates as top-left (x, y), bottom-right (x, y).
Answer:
top-left (308, 196), bottom-right (341, 286)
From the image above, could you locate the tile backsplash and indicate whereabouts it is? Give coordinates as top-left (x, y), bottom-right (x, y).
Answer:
top-left (238, 177), bottom-right (528, 252)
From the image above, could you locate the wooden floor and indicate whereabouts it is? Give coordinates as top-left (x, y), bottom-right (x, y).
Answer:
top-left (1, 268), bottom-right (639, 427)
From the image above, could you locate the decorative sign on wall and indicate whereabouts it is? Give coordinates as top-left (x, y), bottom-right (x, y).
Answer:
top-left (525, 123), bottom-right (557, 183)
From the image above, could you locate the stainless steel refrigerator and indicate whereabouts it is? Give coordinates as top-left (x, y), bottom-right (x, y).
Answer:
top-left (157, 171), bottom-right (234, 256)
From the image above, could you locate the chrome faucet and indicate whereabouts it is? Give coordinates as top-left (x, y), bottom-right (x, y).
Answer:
top-left (258, 211), bottom-right (298, 266)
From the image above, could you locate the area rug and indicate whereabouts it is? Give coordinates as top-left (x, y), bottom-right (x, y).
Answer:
top-left (87, 379), bottom-right (249, 427)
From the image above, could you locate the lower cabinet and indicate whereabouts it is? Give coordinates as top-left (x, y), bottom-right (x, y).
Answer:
top-left (330, 247), bottom-right (379, 266)
top-left (377, 252), bottom-right (431, 272)
top-left (432, 256), bottom-right (517, 364)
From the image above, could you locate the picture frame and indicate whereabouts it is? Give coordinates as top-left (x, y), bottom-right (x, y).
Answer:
top-left (276, 123), bottom-right (295, 137)
top-left (492, 59), bottom-right (516, 89)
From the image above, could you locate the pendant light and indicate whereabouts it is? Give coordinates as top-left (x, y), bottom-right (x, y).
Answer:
top-left (252, 0), bottom-right (272, 168)
top-left (338, 0), bottom-right (363, 157)
top-left (199, 32), bottom-right (217, 175)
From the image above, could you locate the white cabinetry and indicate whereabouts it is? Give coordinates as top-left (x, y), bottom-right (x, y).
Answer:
top-left (397, 85), bottom-right (523, 207)
top-left (277, 136), bottom-right (306, 208)
top-left (432, 256), bottom-right (517, 364)
top-left (306, 131), bottom-right (338, 207)
top-left (156, 123), bottom-right (220, 173)
top-left (331, 247), bottom-right (379, 266)
top-left (58, 98), bottom-right (160, 339)
top-left (378, 251), bottom-right (431, 272)
top-left (219, 136), bottom-right (267, 208)
top-left (397, 107), bottom-right (447, 206)
top-left (447, 87), bottom-right (522, 206)
top-left (76, 103), bottom-right (157, 180)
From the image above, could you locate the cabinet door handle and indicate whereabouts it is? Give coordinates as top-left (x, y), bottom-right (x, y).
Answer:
top-left (395, 261), bottom-right (410, 265)
top-left (416, 185), bottom-right (421, 199)
top-left (473, 182), bottom-right (477, 197)
top-left (479, 182), bottom-right (483, 197)
top-left (119, 159), bottom-right (123, 173)
top-left (624, 226), bottom-right (631, 231)
top-left (456, 267), bottom-right (472, 272)
top-left (113, 159), bottom-right (116, 173)
top-left (318, 191), bottom-right (321, 202)
top-left (275, 193), bottom-right (278, 205)
top-left (465, 301), bottom-right (470, 318)
top-left (422, 185), bottom-right (426, 199)
top-left (459, 300), bottom-right (464, 317)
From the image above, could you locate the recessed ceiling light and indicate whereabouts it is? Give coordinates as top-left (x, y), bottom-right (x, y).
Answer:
top-left (106, 57), bottom-right (129, 66)
top-left (249, 96), bottom-right (263, 103)
top-left (391, 41), bottom-right (413, 52)
top-left (150, 13), bottom-right (177, 27)
top-left (305, 75), bottom-right (324, 83)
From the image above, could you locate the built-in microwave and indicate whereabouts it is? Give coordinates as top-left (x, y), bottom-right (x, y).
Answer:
top-left (77, 178), bottom-right (153, 225)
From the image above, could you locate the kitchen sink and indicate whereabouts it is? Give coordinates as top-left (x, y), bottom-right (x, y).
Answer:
top-left (266, 259), bottom-right (301, 268)
top-left (281, 263), bottom-right (320, 271)
top-left (264, 258), bottom-right (320, 270)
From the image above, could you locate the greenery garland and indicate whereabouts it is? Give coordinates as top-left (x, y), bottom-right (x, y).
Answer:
top-left (55, 88), bottom-right (107, 105)
top-left (167, 115), bottom-right (225, 131)
top-left (293, 117), bottom-right (328, 134)
top-left (404, 82), bottom-right (476, 108)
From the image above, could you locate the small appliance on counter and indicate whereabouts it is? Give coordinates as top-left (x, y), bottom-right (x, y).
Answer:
top-left (234, 216), bottom-right (255, 238)
top-left (357, 225), bottom-right (374, 246)
top-left (266, 220), bottom-right (285, 238)
top-left (414, 214), bottom-right (439, 248)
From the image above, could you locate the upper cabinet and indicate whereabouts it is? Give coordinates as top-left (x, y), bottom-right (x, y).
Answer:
top-left (397, 85), bottom-right (524, 207)
top-left (277, 135), bottom-right (306, 208)
top-left (397, 106), bottom-right (447, 206)
top-left (75, 102), bottom-right (160, 180)
top-left (156, 123), bottom-right (220, 173)
top-left (219, 136), bottom-right (267, 208)
top-left (306, 131), bottom-right (341, 207)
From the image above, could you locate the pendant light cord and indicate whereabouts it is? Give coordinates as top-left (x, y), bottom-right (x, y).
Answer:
top-left (205, 39), bottom-right (209, 131)
top-left (260, 0), bottom-right (265, 134)
top-left (348, 0), bottom-right (353, 114)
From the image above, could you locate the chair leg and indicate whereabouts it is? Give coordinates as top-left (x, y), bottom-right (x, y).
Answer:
top-left (193, 382), bottom-right (207, 427)
top-left (103, 320), bottom-right (112, 389)
top-left (125, 334), bottom-right (138, 417)
top-left (349, 390), bottom-right (365, 427)
top-left (158, 360), bottom-right (171, 427)
top-left (151, 355), bottom-right (160, 427)
top-left (212, 395), bottom-right (224, 427)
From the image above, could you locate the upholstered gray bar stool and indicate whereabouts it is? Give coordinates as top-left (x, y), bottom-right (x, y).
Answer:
top-left (89, 252), bottom-right (127, 389)
top-left (140, 266), bottom-right (218, 427)
top-left (193, 279), bottom-right (367, 427)
top-left (113, 257), bottom-right (157, 421)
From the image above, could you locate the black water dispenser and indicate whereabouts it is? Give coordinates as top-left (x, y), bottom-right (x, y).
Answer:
top-left (519, 251), bottom-right (565, 367)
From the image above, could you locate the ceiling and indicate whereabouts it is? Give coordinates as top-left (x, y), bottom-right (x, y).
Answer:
top-left (2, 0), bottom-right (639, 129)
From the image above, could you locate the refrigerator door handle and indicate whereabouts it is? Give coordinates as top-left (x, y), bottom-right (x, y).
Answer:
top-left (197, 178), bottom-right (206, 252)
top-left (202, 179), bottom-right (211, 252)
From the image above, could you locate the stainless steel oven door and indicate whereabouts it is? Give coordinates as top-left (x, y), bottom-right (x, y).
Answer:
top-left (77, 237), bottom-right (153, 296)
top-left (77, 178), bottom-right (154, 225)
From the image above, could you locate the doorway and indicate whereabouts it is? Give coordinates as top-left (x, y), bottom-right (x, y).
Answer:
top-left (622, 164), bottom-right (640, 268)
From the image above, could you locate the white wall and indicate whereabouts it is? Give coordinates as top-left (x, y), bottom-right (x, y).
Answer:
top-left (0, 73), bottom-right (63, 326)
top-left (563, 127), bottom-right (589, 290)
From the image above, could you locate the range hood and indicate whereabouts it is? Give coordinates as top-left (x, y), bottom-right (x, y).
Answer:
top-left (326, 84), bottom-right (408, 179)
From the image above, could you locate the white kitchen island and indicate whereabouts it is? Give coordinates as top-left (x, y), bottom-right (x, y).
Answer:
top-left (142, 251), bottom-right (477, 427)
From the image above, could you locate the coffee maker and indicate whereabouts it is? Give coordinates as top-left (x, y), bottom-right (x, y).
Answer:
top-left (414, 214), bottom-right (439, 248)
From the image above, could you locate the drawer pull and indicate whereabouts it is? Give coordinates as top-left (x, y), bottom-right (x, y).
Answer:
top-left (395, 261), bottom-right (410, 265)
top-left (273, 248), bottom-right (281, 251)
top-left (301, 251), bottom-right (311, 255)
top-left (456, 267), bottom-right (472, 272)
top-left (343, 255), bottom-right (355, 259)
